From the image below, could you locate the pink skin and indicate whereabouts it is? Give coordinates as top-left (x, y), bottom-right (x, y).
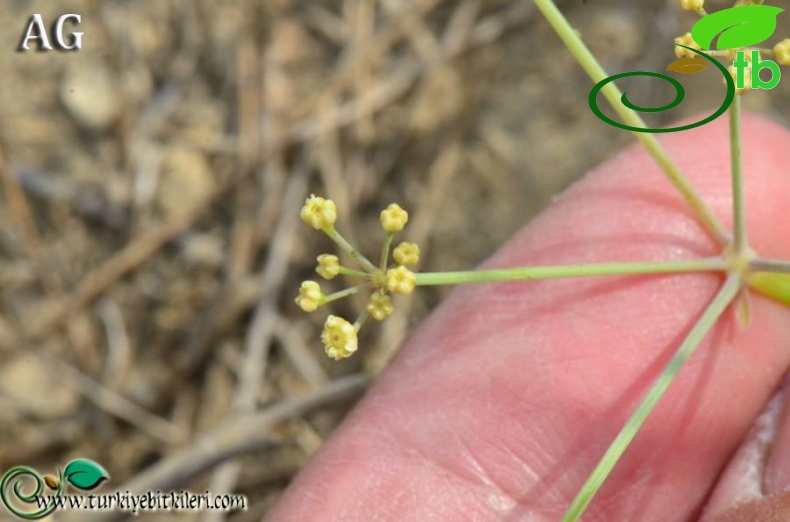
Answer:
top-left (267, 114), bottom-right (790, 521)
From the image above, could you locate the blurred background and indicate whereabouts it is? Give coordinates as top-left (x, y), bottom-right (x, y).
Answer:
top-left (1, 0), bottom-right (789, 520)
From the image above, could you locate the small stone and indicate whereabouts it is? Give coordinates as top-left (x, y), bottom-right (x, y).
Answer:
top-left (60, 61), bottom-right (119, 130)
top-left (0, 355), bottom-right (79, 419)
top-left (157, 148), bottom-right (214, 218)
top-left (180, 233), bottom-right (225, 268)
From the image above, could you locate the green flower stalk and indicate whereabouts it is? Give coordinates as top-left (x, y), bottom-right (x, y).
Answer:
top-left (295, 1), bottom-right (790, 518)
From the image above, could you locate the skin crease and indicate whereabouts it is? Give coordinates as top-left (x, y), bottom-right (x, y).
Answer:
top-left (267, 114), bottom-right (790, 521)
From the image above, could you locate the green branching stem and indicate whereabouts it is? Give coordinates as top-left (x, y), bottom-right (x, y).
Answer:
top-left (325, 227), bottom-right (379, 273)
top-left (338, 266), bottom-right (371, 278)
top-left (562, 274), bottom-right (741, 522)
top-left (414, 258), bottom-right (726, 287)
top-left (751, 259), bottom-right (790, 274)
top-left (532, 0), bottom-right (730, 246)
top-left (353, 309), bottom-right (370, 331)
top-left (729, 95), bottom-right (747, 254)
top-left (322, 285), bottom-right (365, 305)
top-left (380, 232), bottom-right (394, 271)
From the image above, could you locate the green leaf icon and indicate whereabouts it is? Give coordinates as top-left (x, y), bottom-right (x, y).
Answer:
top-left (691, 5), bottom-right (783, 50)
top-left (63, 460), bottom-right (109, 490)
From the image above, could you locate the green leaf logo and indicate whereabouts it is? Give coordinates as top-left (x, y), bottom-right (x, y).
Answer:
top-left (63, 460), bottom-right (109, 490)
top-left (691, 5), bottom-right (783, 50)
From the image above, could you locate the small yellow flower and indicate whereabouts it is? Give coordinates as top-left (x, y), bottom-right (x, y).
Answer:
top-left (316, 254), bottom-right (340, 280)
top-left (386, 266), bottom-right (416, 295)
top-left (367, 293), bottom-right (394, 321)
top-left (673, 33), bottom-right (702, 59)
top-left (380, 203), bottom-right (409, 233)
top-left (301, 195), bottom-right (337, 231)
top-left (321, 315), bottom-right (358, 360)
top-left (775, 39), bottom-right (790, 66)
top-left (677, 0), bottom-right (704, 11)
top-left (295, 280), bottom-right (323, 312)
top-left (393, 242), bottom-right (420, 266)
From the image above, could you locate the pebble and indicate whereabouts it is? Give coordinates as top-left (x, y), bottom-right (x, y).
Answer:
top-left (156, 147), bottom-right (214, 218)
top-left (0, 355), bottom-right (79, 419)
top-left (60, 61), bottom-right (119, 130)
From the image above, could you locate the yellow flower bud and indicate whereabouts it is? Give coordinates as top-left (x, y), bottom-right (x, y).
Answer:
top-left (316, 254), bottom-right (340, 280)
top-left (386, 266), bottom-right (416, 295)
top-left (673, 33), bottom-right (702, 59)
top-left (380, 203), bottom-right (408, 233)
top-left (295, 280), bottom-right (323, 312)
top-left (300, 195), bottom-right (337, 231)
top-left (775, 39), bottom-right (790, 66)
top-left (677, 0), bottom-right (704, 11)
top-left (393, 242), bottom-right (420, 266)
top-left (367, 293), bottom-right (394, 321)
top-left (321, 315), bottom-right (358, 360)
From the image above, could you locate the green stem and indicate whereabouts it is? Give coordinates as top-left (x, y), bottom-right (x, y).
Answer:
top-left (354, 309), bottom-right (370, 330)
top-left (562, 274), bottom-right (741, 522)
top-left (414, 258), bottom-right (726, 286)
top-left (380, 232), bottom-right (394, 271)
top-left (322, 285), bottom-right (365, 305)
top-left (750, 259), bottom-right (790, 274)
top-left (326, 227), bottom-right (379, 273)
top-left (729, 95), bottom-right (746, 254)
top-left (532, 0), bottom-right (730, 246)
top-left (338, 266), bottom-right (371, 278)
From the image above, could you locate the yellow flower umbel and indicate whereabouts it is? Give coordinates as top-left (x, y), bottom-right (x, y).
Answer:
top-left (322, 315), bottom-right (358, 360)
top-left (301, 195), bottom-right (337, 231)
top-left (393, 242), bottom-right (420, 266)
top-left (295, 281), bottom-right (323, 312)
top-left (380, 203), bottom-right (409, 233)
top-left (316, 254), bottom-right (340, 280)
top-left (367, 293), bottom-right (394, 321)
top-left (296, 197), bottom-right (422, 360)
top-left (386, 266), bottom-right (416, 295)
top-left (677, 0), bottom-right (704, 12)
top-left (775, 39), bottom-right (790, 66)
top-left (673, 33), bottom-right (702, 59)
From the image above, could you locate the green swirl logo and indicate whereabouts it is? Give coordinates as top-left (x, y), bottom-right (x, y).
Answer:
top-left (0, 467), bottom-right (62, 519)
top-left (588, 45), bottom-right (735, 133)
top-left (1, 459), bottom-right (108, 519)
